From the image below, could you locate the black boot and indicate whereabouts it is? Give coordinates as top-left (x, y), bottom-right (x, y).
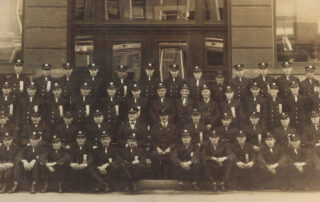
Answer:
top-left (0, 183), bottom-right (6, 193)
top-left (40, 183), bottom-right (48, 193)
top-left (58, 182), bottom-right (63, 193)
top-left (177, 181), bottom-right (184, 191)
top-left (212, 182), bottom-right (217, 192)
top-left (8, 181), bottom-right (18, 194)
top-left (192, 181), bottom-right (200, 191)
top-left (220, 182), bottom-right (226, 192)
top-left (131, 182), bottom-right (138, 192)
top-left (30, 182), bottom-right (37, 194)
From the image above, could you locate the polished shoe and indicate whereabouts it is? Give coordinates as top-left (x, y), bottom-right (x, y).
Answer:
top-left (177, 181), bottom-right (184, 191)
top-left (192, 182), bottom-right (200, 191)
top-left (0, 183), bottom-right (6, 193)
top-left (104, 183), bottom-right (111, 193)
top-left (131, 182), bottom-right (138, 192)
top-left (58, 182), bottom-right (63, 193)
top-left (8, 182), bottom-right (18, 194)
top-left (30, 182), bottom-right (37, 194)
top-left (40, 183), bottom-right (48, 193)
top-left (124, 184), bottom-right (130, 192)
top-left (220, 182), bottom-right (226, 192)
top-left (212, 182), bottom-right (217, 192)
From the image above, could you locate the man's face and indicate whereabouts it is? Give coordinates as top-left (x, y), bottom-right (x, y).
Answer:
top-left (42, 70), bottom-right (50, 77)
top-left (107, 88), bottom-right (116, 97)
top-left (94, 115), bottom-right (104, 124)
top-left (280, 118), bottom-right (290, 127)
top-left (209, 137), bottom-right (219, 145)
top-left (222, 118), bottom-right (232, 126)
top-left (283, 67), bottom-right (292, 76)
top-left (249, 117), bottom-right (259, 125)
top-left (191, 115), bottom-right (201, 123)
top-left (157, 88), bottom-right (166, 98)
top-left (270, 89), bottom-right (278, 97)
top-left (89, 69), bottom-right (98, 77)
top-left (216, 77), bottom-right (225, 85)
top-left (52, 141), bottom-right (62, 150)
top-left (160, 115), bottom-right (169, 123)
top-left (100, 137), bottom-right (111, 147)
top-left (145, 69), bottom-right (154, 78)
top-left (3, 138), bottom-right (13, 147)
top-left (64, 69), bottom-right (73, 77)
top-left (27, 88), bottom-right (37, 97)
top-left (180, 89), bottom-right (190, 98)
top-left (131, 90), bottom-right (141, 98)
top-left (128, 113), bottom-right (137, 121)
top-left (116, 71), bottom-right (127, 79)
top-left (225, 92), bottom-right (234, 100)
top-left (291, 140), bottom-right (301, 149)
top-left (30, 138), bottom-right (40, 148)
top-left (315, 86), bottom-right (320, 93)
top-left (0, 117), bottom-right (7, 125)
top-left (2, 88), bottom-right (12, 95)
top-left (201, 89), bottom-right (211, 99)
top-left (181, 136), bottom-right (191, 145)
top-left (63, 117), bottom-right (73, 125)
top-left (306, 71), bottom-right (314, 79)
top-left (14, 66), bottom-right (23, 74)
top-left (127, 139), bottom-right (137, 148)
top-left (193, 72), bottom-right (202, 80)
top-left (290, 87), bottom-right (299, 95)
top-left (76, 137), bottom-right (86, 146)
top-left (169, 70), bottom-right (179, 78)
top-left (236, 136), bottom-right (246, 145)
top-left (53, 88), bottom-right (62, 97)
top-left (311, 116), bottom-right (320, 125)
top-left (250, 88), bottom-right (260, 97)
top-left (235, 70), bottom-right (244, 77)
top-left (265, 138), bottom-right (275, 148)
top-left (31, 116), bottom-right (41, 124)
top-left (80, 88), bottom-right (91, 96)
top-left (259, 68), bottom-right (268, 76)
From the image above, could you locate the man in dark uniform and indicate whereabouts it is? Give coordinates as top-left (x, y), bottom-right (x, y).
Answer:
top-left (0, 81), bottom-right (16, 121)
top-left (54, 111), bottom-right (79, 150)
top-left (245, 82), bottom-right (265, 124)
top-left (164, 64), bottom-right (185, 99)
top-left (22, 112), bottom-right (48, 146)
top-left (230, 131), bottom-right (257, 190)
top-left (139, 63), bottom-right (159, 103)
top-left (286, 81), bottom-right (309, 131)
top-left (212, 71), bottom-right (227, 104)
top-left (188, 66), bottom-right (206, 104)
top-left (83, 63), bottom-right (103, 98)
top-left (126, 83), bottom-right (148, 124)
top-left (39, 135), bottom-right (69, 193)
top-left (286, 134), bottom-right (313, 190)
top-left (252, 62), bottom-right (275, 99)
top-left (11, 132), bottom-right (47, 193)
top-left (0, 111), bottom-right (18, 143)
top-left (174, 83), bottom-right (194, 128)
top-left (57, 62), bottom-right (77, 104)
top-left (300, 65), bottom-right (318, 99)
top-left (90, 132), bottom-right (120, 192)
top-left (216, 113), bottom-right (238, 145)
top-left (311, 82), bottom-right (320, 112)
top-left (113, 65), bottom-right (132, 104)
top-left (198, 84), bottom-right (221, 130)
top-left (120, 135), bottom-right (146, 192)
top-left (257, 133), bottom-right (288, 190)
top-left (0, 132), bottom-right (20, 193)
top-left (265, 82), bottom-right (284, 129)
top-left (69, 131), bottom-right (93, 192)
top-left (272, 112), bottom-right (297, 149)
top-left (86, 109), bottom-right (111, 146)
top-left (230, 64), bottom-right (249, 104)
top-left (149, 82), bottom-right (175, 124)
top-left (34, 63), bottom-right (54, 101)
top-left (150, 108), bottom-right (177, 179)
top-left (200, 130), bottom-right (234, 191)
top-left (185, 108), bottom-right (209, 147)
top-left (8, 59), bottom-right (29, 101)
top-left (276, 61), bottom-right (299, 99)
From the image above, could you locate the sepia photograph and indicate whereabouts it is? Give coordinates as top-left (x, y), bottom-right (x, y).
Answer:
top-left (0, 0), bottom-right (320, 201)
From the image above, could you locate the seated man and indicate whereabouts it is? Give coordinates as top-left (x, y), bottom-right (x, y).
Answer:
top-left (120, 135), bottom-right (145, 192)
top-left (200, 130), bottom-right (234, 192)
top-left (39, 135), bottom-right (69, 193)
top-left (90, 131), bottom-right (120, 192)
top-left (257, 132), bottom-right (287, 190)
top-left (171, 129), bottom-right (200, 191)
top-left (230, 131), bottom-right (256, 190)
top-left (11, 132), bottom-right (47, 194)
top-left (0, 132), bottom-right (20, 193)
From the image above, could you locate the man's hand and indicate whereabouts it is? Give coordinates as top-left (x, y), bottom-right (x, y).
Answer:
top-left (146, 159), bottom-right (152, 166)
top-left (0, 164), bottom-right (4, 171)
top-left (157, 147), bottom-right (164, 155)
top-left (65, 145), bottom-right (71, 150)
top-left (132, 159), bottom-right (140, 165)
top-left (22, 160), bottom-right (30, 171)
top-left (48, 166), bottom-right (55, 173)
top-left (253, 145), bottom-right (260, 152)
top-left (236, 161), bottom-right (246, 169)
top-left (29, 160), bottom-right (36, 170)
top-left (46, 162), bottom-right (56, 167)
top-left (211, 156), bottom-right (217, 161)
top-left (164, 147), bottom-right (171, 153)
top-left (246, 161), bottom-right (254, 168)
top-left (79, 163), bottom-right (88, 169)
top-left (98, 166), bottom-right (107, 175)
top-left (70, 163), bottom-right (79, 170)
top-left (3, 163), bottom-right (14, 170)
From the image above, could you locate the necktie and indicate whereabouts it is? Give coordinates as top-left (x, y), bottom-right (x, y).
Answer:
top-left (294, 149), bottom-right (298, 155)
top-left (105, 148), bottom-right (108, 154)
top-left (263, 76), bottom-right (265, 82)
top-left (196, 80), bottom-right (199, 87)
top-left (270, 148), bottom-right (273, 153)
top-left (316, 125), bottom-right (318, 130)
top-left (295, 96), bottom-right (298, 102)
top-left (195, 124), bottom-right (198, 129)
top-left (161, 98), bottom-right (164, 103)
top-left (183, 98), bottom-right (186, 106)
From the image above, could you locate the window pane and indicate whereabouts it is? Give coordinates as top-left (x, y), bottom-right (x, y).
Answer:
top-left (206, 37), bottom-right (224, 66)
top-left (75, 0), bottom-right (96, 21)
top-left (205, 0), bottom-right (225, 23)
top-left (0, 0), bottom-right (23, 64)
top-left (105, 0), bottom-right (195, 21)
top-left (276, 0), bottom-right (320, 63)
top-left (159, 42), bottom-right (187, 81)
top-left (75, 36), bottom-right (94, 68)
top-left (112, 42), bottom-right (141, 82)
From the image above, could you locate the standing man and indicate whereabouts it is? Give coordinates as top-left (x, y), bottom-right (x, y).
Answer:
top-left (164, 64), bottom-right (185, 99)
top-left (58, 62), bottom-right (77, 105)
top-left (230, 64), bottom-right (249, 104)
top-left (188, 66), bottom-right (206, 104)
top-left (8, 59), bottom-right (29, 101)
top-left (276, 61), bottom-right (299, 99)
top-left (34, 63), bottom-right (54, 101)
top-left (139, 63), bottom-right (159, 103)
top-left (252, 62), bottom-right (275, 100)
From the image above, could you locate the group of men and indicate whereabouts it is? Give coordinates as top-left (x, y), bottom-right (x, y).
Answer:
top-left (0, 59), bottom-right (320, 194)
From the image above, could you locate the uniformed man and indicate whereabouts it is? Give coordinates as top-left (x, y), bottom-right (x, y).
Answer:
top-left (0, 132), bottom-right (20, 193)
top-left (120, 135), bottom-right (146, 192)
top-left (252, 62), bottom-right (275, 99)
top-left (8, 59), bottom-right (29, 101)
top-left (113, 65), bottom-right (132, 104)
top-left (0, 111), bottom-right (18, 143)
top-left (188, 66), bottom-right (206, 103)
top-left (276, 61), bottom-right (299, 99)
top-left (230, 64), bottom-right (249, 103)
top-left (69, 131), bottom-right (93, 192)
top-left (139, 63), bottom-right (159, 103)
top-left (54, 111), bottom-right (79, 150)
top-left (34, 63), bottom-right (54, 101)
top-left (125, 83), bottom-right (148, 124)
top-left (197, 84), bottom-right (221, 129)
top-left (230, 131), bottom-right (256, 190)
top-left (171, 129), bottom-right (200, 191)
top-left (150, 108), bottom-right (177, 179)
top-left (256, 133), bottom-right (288, 190)
top-left (244, 82), bottom-right (265, 125)
top-left (22, 112), bottom-right (48, 146)
top-left (300, 65), bottom-right (318, 99)
top-left (86, 109), bottom-right (111, 146)
top-left (174, 83), bottom-right (194, 128)
top-left (216, 113), bottom-right (238, 145)
top-left (242, 112), bottom-right (266, 153)
top-left (286, 134), bottom-right (313, 190)
top-left (185, 108), bottom-right (209, 147)
top-left (57, 62), bottom-right (77, 104)
top-left (286, 81), bottom-right (309, 131)
top-left (117, 108), bottom-right (147, 147)
top-left (83, 63), bottom-right (103, 98)
top-left (264, 82), bottom-right (284, 129)
top-left (200, 130), bottom-right (234, 192)
top-left (164, 64), bottom-right (185, 99)
top-left (311, 82), bottom-right (320, 112)
top-left (90, 131), bottom-right (120, 192)
top-left (0, 81), bottom-right (16, 121)
top-left (149, 82), bottom-right (175, 124)
top-left (212, 71), bottom-right (227, 104)
top-left (12, 132), bottom-right (47, 194)
top-left (39, 135), bottom-right (69, 193)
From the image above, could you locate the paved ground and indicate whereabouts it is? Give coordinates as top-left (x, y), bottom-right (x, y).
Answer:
top-left (1, 190), bottom-right (320, 202)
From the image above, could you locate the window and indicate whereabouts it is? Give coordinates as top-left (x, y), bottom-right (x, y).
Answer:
top-left (205, 36), bottom-right (224, 67)
top-left (276, 0), bottom-right (320, 63)
top-left (0, 0), bottom-right (23, 64)
top-left (205, 0), bottom-right (225, 23)
top-left (112, 42), bottom-right (141, 82)
top-left (159, 42), bottom-right (187, 81)
top-left (75, 36), bottom-right (94, 68)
